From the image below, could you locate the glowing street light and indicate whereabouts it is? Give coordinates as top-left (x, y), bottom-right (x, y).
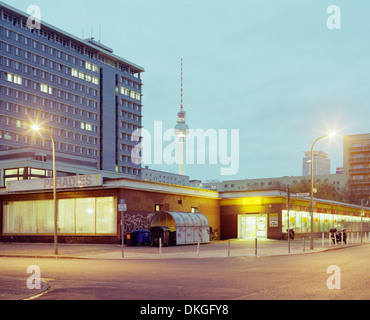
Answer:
top-left (310, 132), bottom-right (336, 250)
top-left (31, 125), bottom-right (58, 255)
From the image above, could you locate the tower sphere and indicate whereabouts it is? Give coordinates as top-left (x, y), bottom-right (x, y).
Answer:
top-left (175, 122), bottom-right (189, 137)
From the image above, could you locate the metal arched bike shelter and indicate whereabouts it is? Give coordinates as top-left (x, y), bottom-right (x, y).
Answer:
top-left (150, 211), bottom-right (210, 245)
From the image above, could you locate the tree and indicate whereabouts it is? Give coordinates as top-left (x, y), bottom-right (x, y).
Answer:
top-left (315, 182), bottom-right (342, 201)
top-left (291, 179), bottom-right (344, 202)
top-left (291, 179), bottom-right (310, 194)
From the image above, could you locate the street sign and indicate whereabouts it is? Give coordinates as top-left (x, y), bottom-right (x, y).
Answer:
top-left (118, 204), bottom-right (127, 212)
top-left (296, 193), bottom-right (310, 198)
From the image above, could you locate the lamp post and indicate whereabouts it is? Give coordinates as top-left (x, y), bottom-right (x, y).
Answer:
top-left (31, 125), bottom-right (58, 255)
top-left (310, 133), bottom-right (336, 250)
top-left (361, 199), bottom-right (364, 244)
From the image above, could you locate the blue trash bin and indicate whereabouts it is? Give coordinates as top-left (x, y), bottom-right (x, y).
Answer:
top-left (134, 229), bottom-right (151, 246)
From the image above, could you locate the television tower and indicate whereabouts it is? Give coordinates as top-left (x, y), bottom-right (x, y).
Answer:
top-left (174, 58), bottom-right (189, 176)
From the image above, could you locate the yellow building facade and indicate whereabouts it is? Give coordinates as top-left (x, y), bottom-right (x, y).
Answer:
top-left (220, 191), bottom-right (370, 240)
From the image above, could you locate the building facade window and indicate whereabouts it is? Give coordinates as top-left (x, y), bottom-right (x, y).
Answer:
top-left (3, 197), bottom-right (116, 235)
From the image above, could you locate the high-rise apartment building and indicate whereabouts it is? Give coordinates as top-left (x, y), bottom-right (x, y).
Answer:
top-left (302, 150), bottom-right (330, 176)
top-left (343, 133), bottom-right (370, 203)
top-left (0, 2), bottom-right (144, 185)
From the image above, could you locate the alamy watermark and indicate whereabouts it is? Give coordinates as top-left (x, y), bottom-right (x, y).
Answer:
top-left (131, 121), bottom-right (240, 176)
top-left (26, 265), bottom-right (41, 290)
top-left (326, 265), bottom-right (341, 290)
top-left (26, 5), bottom-right (41, 30)
top-left (327, 5), bottom-right (341, 30)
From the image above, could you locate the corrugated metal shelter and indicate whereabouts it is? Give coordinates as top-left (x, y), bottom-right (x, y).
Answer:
top-left (150, 211), bottom-right (210, 245)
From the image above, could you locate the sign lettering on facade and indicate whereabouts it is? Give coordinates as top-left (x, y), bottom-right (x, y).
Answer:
top-left (269, 213), bottom-right (279, 227)
top-left (6, 174), bottom-right (103, 192)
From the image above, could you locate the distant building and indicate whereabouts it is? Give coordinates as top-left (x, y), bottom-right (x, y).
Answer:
top-left (343, 133), bottom-right (370, 203)
top-left (336, 167), bottom-right (344, 174)
top-left (303, 150), bottom-right (330, 176)
top-left (141, 166), bottom-right (189, 186)
top-left (222, 173), bottom-right (346, 192)
top-left (202, 180), bottom-right (223, 191)
top-left (189, 180), bottom-right (203, 189)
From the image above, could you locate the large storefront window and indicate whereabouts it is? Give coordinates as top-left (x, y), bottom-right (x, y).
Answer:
top-left (96, 197), bottom-right (116, 234)
top-left (3, 197), bottom-right (117, 235)
top-left (37, 200), bottom-right (54, 234)
top-left (282, 210), bottom-right (370, 233)
top-left (58, 199), bottom-right (75, 233)
top-left (282, 210), bottom-right (298, 232)
top-left (76, 198), bottom-right (96, 234)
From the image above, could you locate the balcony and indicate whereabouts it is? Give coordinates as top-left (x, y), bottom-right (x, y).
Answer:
top-left (349, 146), bottom-right (370, 153)
top-left (349, 178), bottom-right (370, 185)
top-left (352, 188), bottom-right (370, 196)
top-left (349, 167), bottom-right (370, 174)
top-left (349, 156), bottom-right (370, 164)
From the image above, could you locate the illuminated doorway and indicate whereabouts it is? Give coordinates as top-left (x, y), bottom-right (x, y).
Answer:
top-left (238, 214), bottom-right (267, 239)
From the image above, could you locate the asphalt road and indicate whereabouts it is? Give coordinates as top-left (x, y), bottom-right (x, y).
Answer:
top-left (0, 244), bottom-right (369, 301)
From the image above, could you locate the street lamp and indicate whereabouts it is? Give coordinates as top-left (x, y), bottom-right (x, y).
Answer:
top-left (360, 199), bottom-right (369, 244)
top-left (31, 125), bottom-right (58, 255)
top-left (310, 132), bottom-right (336, 250)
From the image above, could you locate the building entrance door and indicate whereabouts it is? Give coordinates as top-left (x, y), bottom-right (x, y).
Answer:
top-left (238, 214), bottom-right (267, 239)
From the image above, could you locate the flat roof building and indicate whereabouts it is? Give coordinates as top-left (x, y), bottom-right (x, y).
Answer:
top-left (141, 166), bottom-right (190, 186)
top-left (303, 150), bottom-right (330, 176)
top-left (0, 178), bottom-right (369, 243)
top-left (222, 173), bottom-right (346, 193)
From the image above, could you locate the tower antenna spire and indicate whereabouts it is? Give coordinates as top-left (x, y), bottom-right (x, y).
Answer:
top-left (181, 58), bottom-right (183, 111)
top-left (174, 58), bottom-right (189, 176)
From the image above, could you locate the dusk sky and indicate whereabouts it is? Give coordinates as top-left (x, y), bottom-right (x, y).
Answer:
top-left (10, 0), bottom-right (370, 182)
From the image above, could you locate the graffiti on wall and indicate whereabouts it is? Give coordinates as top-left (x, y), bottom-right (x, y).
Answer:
top-left (122, 213), bottom-right (154, 232)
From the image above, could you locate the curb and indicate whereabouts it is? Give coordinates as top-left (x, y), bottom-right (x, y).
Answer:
top-left (0, 243), bottom-right (368, 261)
top-left (19, 280), bottom-right (50, 301)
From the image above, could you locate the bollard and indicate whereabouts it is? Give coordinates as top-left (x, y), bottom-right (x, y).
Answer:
top-left (334, 232), bottom-right (337, 246)
top-left (329, 232), bottom-right (331, 247)
top-left (159, 237), bottom-right (162, 258)
top-left (303, 237), bottom-right (306, 252)
top-left (357, 232), bottom-right (359, 243)
top-left (341, 231), bottom-right (343, 246)
top-left (255, 238), bottom-right (258, 256)
top-left (351, 232), bottom-right (353, 245)
top-left (197, 238), bottom-right (200, 257)
top-left (365, 232), bottom-right (367, 243)
top-left (121, 214), bottom-right (125, 259)
top-left (322, 233), bottom-right (324, 247)
top-left (227, 239), bottom-right (230, 258)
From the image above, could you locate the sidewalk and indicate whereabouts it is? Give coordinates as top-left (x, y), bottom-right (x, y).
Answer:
top-left (0, 238), bottom-right (363, 260)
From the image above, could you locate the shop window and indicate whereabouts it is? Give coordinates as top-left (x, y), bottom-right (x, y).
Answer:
top-left (3, 197), bottom-right (116, 235)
